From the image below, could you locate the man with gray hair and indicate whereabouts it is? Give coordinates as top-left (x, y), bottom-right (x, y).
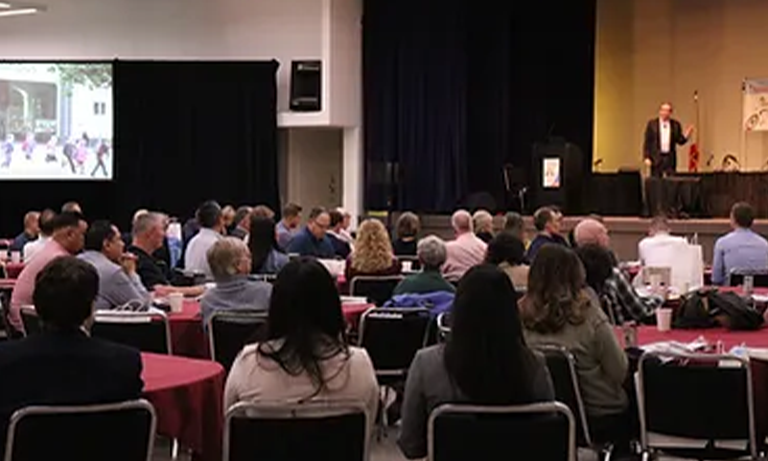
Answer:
top-left (200, 237), bottom-right (271, 324)
top-left (442, 209), bottom-right (487, 282)
top-left (393, 235), bottom-right (455, 295)
top-left (127, 212), bottom-right (204, 297)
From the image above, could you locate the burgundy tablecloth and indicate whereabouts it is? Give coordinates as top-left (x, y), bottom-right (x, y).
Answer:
top-left (171, 300), bottom-right (373, 359)
top-left (5, 262), bottom-right (23, 279)
top-left (142, 353), bottom-right (225, 461)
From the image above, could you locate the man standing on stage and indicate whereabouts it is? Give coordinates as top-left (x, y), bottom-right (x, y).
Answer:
top-left (643, 102), bottom-right (694, 177)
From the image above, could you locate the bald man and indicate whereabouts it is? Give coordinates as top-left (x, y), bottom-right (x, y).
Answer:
top-left (442, 210), bottom-right (487, 282)
top-left (573, 218), bottom-right (610, 248)
top-left (572, 218), bottom-right (660, 324)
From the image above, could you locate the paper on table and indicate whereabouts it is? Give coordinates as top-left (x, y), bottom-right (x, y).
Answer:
top-left (340, 296), bottom-right (369, 304)
top-left (751, 293), bottom-right (768, 303)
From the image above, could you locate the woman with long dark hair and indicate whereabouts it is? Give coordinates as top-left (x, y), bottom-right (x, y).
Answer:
top-left (248, 214), bottom-right (288, 274)
top-left (225, 257), bottom-right (378, 428)
top-left (398, 264), bottom-right (554, 459)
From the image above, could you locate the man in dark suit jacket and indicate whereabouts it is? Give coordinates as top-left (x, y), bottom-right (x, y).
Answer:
top-left (0, 257), bottom-right (143, 456)
top-left (643, 102), bottom-right (694, 177)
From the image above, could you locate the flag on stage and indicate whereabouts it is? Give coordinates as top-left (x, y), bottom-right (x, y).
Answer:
top-left (688, 142), bottom-right (700, 172)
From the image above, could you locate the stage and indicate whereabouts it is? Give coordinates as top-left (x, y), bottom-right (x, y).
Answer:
top-left (406, 214), bottom-right (768, 264)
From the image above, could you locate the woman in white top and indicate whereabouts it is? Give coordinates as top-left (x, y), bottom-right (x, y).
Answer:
top-left (224, 257), bottom-right (379, 431)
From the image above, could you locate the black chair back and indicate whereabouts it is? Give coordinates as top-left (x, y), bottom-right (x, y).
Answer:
top-left (350, 276), bottom-right (403, 306)
top-left (358, 307), bottom-right (429, 378)
top-left (728, 270), bottom-right (768, 288)
top-left (224, 401), bottom-right (369, 461)
top-left (4, 399), bottom-right (156, 461)
top-left (535, 345), bottom-right (592, 447)
top-left (91, 312), bottom-right (171, 354)
top-left (429, 402), bottom-right (575, 461)
top-left (19, 307), bottom-right (41, 337)
top-left (208, 310), bottom-right (269, 372)
top-left (637, 351), bottom-right (757, 459)
top-left (0, 292), bottom-right (22, 340)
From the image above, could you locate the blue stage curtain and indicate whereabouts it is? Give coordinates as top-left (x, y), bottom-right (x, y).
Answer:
top-left (363, 0), bottom-right (596, 213)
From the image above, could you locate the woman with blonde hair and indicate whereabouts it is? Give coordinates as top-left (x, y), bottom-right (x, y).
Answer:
top-left (345, 219), bottom-right (402, 281)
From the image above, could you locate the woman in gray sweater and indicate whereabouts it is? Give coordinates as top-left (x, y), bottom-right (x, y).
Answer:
top-left (398, 265), bottom-right (554, 459)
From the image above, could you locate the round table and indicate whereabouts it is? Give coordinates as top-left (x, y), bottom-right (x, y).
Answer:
top-left (142, 353), bottom-right (224, 461)
top-left (168, 299), bottom-right (373, 359)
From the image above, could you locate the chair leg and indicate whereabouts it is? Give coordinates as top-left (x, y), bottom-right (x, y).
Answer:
top-left (172, 439), bottom-right (179, 460)
top-left (601, 443), bottom-right (614, 461)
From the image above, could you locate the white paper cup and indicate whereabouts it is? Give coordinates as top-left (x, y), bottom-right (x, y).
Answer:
top-left (168, 293), bottom-right (184, 313)
top-left (10, 251), bottom-right (21, 264)
top-left (656, 308), bottom-right (673, 332)
top-left (402, 261), bottom-right (413, 272)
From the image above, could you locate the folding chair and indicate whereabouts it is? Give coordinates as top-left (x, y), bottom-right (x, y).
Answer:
top-left (208, 310), bottom-right (269, 372)
top-left (350, 275), bottom-right (404, 306)
top-left (428, 402), bottom-right (576, 461)
top-left (4, 399), bottom-right (156, 461)
top-left (91, 311), bottom-right (172, 354)
top-left (535, 345), bottom-right (614, 460)
top-left (435, 311), bottom-right (451, 343)
top-left (0, 292), bottom-right (22, 340)
top-left (223, 401), bottom-right (369, 461)
top-left (636, 351), bottom-right (758, 460)
top-left (19, 307), bottom-right (41, 337)
top-left (358, 307), bottom-right (430, 434)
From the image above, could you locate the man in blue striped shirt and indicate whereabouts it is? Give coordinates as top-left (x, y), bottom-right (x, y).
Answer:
top-left (712, 202), bottom-right (768, 285)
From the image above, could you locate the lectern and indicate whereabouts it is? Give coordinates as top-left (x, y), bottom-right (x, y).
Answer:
top-left (530, 140), bottom-right (584, 213)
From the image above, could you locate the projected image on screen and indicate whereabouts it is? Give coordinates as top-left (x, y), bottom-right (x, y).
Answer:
top-left (0, 63), bottom-right (112, 180)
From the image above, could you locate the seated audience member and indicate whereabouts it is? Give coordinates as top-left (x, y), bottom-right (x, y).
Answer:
top-left (127, 212), bottom-right (204, 297)
top-left (327, 210), bottom-right (352, 258)
top-left (346, 219), bottom-right (401, 281)
top-left (286, 207), bottom-right (336, 258)
top-left (525, 206), bottom-right (568, 262)
top-left (485, 232), bottom-right (529, 291)
top-left (392, 212), bottom-right (420, 256)
top-left (10, 211), bottom-right (39, 252)
top-left (573, 219), bottom-right (659, 324)
top-left (10, 212), bottom-right (88, 333)
top-left (503, 211), bottom-right (526, 243)
top-left (61, 201), bottom-right (82, 213)
top-left (229, 206), bottom-right (252, 240)
top-left (442, 210), bottom-right (487, 282)
top-left (336, 208), bottom-right (355, 245)
top-left (79, 220), bottom-right (150, 310)
top-left (184, 200), bottom-right (225, 277)
top-left (393, 236), bottom-right (455, 295)
top-left (521, 245), bottom-right (630, 444)
top-left (23, 209), bottom-right (55, 263)
top-left (125, 209), bottom-right (174, 270)
top-left (276, 202), bottom-right (302, 250)
top-left (0, 257), bottom-right (143, 457)
top-left (472, 209), bottom-right (494, 243)
top-left (398, 265), bottom-right (554, 459)
top-left (712, 202), bottom-right (768, 285)
top-left (221, 205), bottom-right (236, 231)
top-left (200, 238), bottom-right (271, 325)
top-left (637, 215), bottom-right (687, 266)
top-left (249, 215), bottom-right (289, 274)
top-left (224, 257), bottom-right (379, 431)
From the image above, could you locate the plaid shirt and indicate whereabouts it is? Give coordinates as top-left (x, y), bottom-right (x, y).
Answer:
top-left (602, 268), bottom-right (662, 324)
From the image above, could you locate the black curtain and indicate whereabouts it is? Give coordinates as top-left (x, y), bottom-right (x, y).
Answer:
top-left (0, 60), bottom-right (279, 236)
top-left (364, 0), bottom-right (596, 213)
top-left (114, 60), bottom-right (279, 224)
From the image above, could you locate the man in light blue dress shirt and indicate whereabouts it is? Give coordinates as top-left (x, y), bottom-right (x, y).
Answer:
top-left (712, 202), bottom-right (768, 285)
top-left (78, 220), bottom-right (150, 310)
top-left (276, 202), bottom-right (303, 251)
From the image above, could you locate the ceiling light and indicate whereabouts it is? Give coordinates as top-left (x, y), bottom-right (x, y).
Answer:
top-left (0, 2), bottom-right (11, 7)
top-left (0, 7), bottom-right (39, 16)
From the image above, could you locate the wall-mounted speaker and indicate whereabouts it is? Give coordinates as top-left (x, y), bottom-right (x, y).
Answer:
top-left (289, 60), bottom-right (321, 112)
